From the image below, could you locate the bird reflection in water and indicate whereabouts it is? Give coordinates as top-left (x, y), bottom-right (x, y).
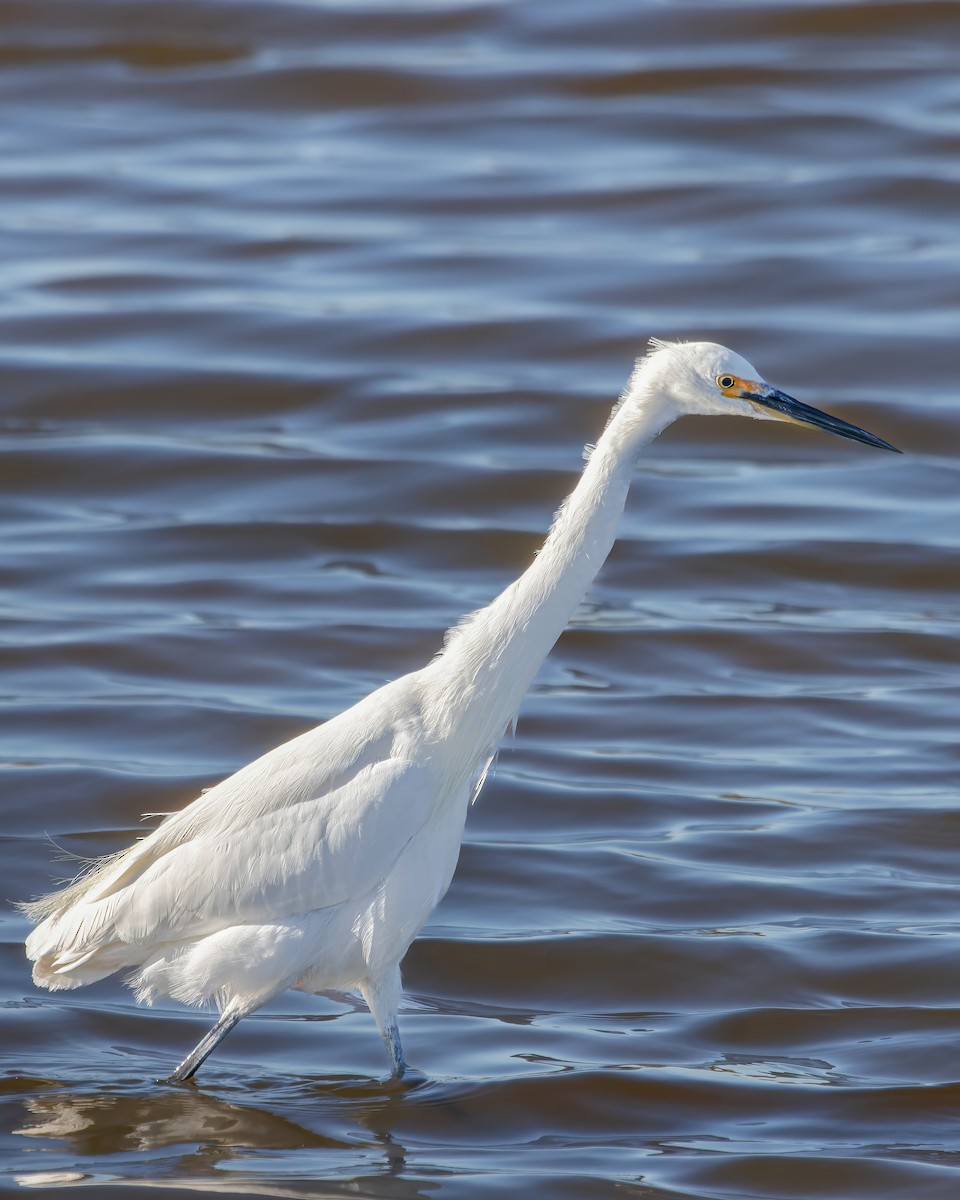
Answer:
top-left (14, 1082), bottom-right (422, 1194)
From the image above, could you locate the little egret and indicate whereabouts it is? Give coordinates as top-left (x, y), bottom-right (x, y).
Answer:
top-left (23, 340), bottom-right (899, 1082)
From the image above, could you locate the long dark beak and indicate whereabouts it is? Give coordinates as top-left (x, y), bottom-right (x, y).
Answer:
top-left (744, 388), bottom-right (901, 453)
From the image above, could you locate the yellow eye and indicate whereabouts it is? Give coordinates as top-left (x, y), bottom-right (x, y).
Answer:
top-left (717, 374), bottom-right (736, 390)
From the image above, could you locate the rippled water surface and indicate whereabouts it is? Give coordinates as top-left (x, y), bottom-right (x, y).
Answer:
top-left (2, 1), bottom-right (959, 1196)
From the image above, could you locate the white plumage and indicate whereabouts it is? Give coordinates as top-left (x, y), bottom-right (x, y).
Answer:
top-left (22, 341), bottom-right (897, 1081)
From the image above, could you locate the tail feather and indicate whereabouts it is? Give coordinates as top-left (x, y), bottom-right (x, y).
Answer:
top-left (29, 938), bottom-right (142, 990)
top-left (22, 847), bottom-right (148, 991)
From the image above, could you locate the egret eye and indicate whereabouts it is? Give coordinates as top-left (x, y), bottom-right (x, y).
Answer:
top-left (717, 374), bottom-right (736, 390)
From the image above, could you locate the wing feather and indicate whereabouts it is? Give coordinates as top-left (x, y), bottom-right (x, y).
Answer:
top-left (25, 671), bottom-right (446, 980)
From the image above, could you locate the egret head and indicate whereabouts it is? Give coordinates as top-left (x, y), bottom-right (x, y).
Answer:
top-left (642, 339), bottom-right (900, 453)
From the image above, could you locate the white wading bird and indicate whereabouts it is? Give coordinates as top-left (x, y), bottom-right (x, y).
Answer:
top-left (22, 341), bottom-right (899, 1082)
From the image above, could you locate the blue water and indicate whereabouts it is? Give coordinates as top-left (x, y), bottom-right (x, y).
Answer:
top-left (2, 1), bottom-right (959, 1196)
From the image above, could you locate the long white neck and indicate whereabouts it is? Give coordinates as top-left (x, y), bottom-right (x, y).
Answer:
top-left (429, 365), bottom-right (678, 752)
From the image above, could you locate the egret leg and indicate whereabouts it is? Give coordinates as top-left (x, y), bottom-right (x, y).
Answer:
top-left (381, 1017), bottom-right (406, 1079)
top-left (360, 967), bottom-right (406, 1078)
top-left (164, 1008), bottom-right (242, 1083)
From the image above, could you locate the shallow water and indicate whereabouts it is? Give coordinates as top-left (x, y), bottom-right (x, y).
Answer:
top-left (2, 1), bottom-right (959, 1196)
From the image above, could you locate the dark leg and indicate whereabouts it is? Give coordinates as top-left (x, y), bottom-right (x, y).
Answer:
top-left (164, 1009), bottom-right (242, 1083)
top-left (380, 1014), bottom-right (407, 1079)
